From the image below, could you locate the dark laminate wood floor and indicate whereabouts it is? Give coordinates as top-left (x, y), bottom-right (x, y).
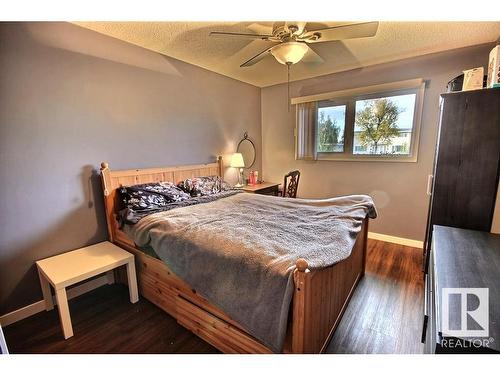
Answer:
top-left (4, 239), bottom-right (424, 354)
top-left (4, 285), bottom-right (219, 354)
top-left (326, 240), bottom-right (424, 354)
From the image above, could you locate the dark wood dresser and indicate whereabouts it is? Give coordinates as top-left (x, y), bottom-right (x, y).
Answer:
top-left (423, 88), bottom-right (500, 271)
top-left (423, 225), bottom-right (500, 353)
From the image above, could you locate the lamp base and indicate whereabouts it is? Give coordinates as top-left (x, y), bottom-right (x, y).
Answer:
top-left (234, 167), bottom-right (244, 188)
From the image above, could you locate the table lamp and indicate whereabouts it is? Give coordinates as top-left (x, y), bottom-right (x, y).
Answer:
top-left (230, 153), bottom-right (245, 188)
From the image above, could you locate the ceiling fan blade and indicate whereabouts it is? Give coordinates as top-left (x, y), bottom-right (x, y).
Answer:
top-left (301, 45), bottom-right (324, 64)
top-left (210, 31), bottom-right (273, 40)
top-left (301, 21), bottom-right (379, 43)
top-left (240, 46), bottom-right (274, 67)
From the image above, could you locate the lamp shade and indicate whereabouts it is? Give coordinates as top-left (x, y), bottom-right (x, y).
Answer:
top-left (271, 42), bottom-right (309, 65)
top-left (230, 153), bottom-right (245, 168)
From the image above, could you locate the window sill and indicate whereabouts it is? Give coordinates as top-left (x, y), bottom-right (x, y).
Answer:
top-left (316, 153), bottom-right (418, 163)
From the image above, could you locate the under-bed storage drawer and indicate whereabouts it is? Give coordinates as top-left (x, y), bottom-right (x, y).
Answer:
top-left (176, 296), bottom-right (271, 354)
top-left (138, 270), bottom-right (178, 316)
top-left (130, 249), bottom-right (273, 353)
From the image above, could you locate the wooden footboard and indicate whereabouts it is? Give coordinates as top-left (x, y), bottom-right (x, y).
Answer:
top-left (101, 159), bottom-right (368, 353)
top-left (292, 218), bottom-right (368, 353)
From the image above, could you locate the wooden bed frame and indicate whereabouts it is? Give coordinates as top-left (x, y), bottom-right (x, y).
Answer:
top-left (100, 156), bottom-right (369, 353)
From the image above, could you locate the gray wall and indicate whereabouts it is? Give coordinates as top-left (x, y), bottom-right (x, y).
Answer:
top-left (261, 44), bottom-right (492, 241)
top-left (0, 22), bottom-right (262, 314)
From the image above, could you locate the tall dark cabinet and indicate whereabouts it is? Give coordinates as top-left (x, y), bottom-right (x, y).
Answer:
top-left (423, 88), bottom-right (500, 270)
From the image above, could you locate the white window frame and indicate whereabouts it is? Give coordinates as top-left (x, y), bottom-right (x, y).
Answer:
top-left (292, 79), bottom-right (425, 163)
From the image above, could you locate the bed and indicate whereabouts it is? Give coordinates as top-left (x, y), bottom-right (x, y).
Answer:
top-left (100, 156), bottom-right (372, 353)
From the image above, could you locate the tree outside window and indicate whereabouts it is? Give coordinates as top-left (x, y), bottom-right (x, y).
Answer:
top-left (353, 94), bottom-right (415, 155)
top-left (317, 104), bottom-right (346, 153)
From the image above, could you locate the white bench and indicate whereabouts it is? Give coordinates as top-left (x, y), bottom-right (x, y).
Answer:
top-left (36, 241), bottom-right (139, 339)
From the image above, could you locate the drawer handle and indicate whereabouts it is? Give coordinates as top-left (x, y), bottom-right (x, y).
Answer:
top-left (426, 174), bottom-right (433, 196)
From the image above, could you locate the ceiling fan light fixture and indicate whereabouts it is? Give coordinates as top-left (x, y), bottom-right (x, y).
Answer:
top-left (270, 42), bottom-right (308, 65)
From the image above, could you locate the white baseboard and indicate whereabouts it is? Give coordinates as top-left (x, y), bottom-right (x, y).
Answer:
top-left (368, 231), bottom-right (423, 249)
top-left (0, 300), bottom-right (45, 328)
top-left (0, 274), bottom-right (110, 327)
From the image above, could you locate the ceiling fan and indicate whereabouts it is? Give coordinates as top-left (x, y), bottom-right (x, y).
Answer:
top-left (210, 21), bottom-right (379, 67)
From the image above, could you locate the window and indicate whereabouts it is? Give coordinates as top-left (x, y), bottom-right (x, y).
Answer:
top-left (294, 79), bottom-right (425, 162)
top-left (317, 103), bottom-right (346, 153)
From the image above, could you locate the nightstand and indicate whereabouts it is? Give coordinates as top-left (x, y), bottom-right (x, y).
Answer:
top-left (241, 182), bottom-right (280, 196)
top-left (36, 241), bottom-right (138, 339)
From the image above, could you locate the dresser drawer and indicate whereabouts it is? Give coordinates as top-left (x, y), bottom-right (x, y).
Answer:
top-left (255, 186), bottom-right (279, 196)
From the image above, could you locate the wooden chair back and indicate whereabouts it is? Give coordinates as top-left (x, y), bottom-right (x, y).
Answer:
top-left (282, 170), bottom-right (300, 198)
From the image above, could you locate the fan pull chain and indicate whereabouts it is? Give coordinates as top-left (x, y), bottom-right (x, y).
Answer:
top-left (287, 62), bottom-right (291, 112)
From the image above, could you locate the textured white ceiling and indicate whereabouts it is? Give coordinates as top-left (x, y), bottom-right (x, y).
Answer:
top-left (73, 21), bottom-right (500, 87)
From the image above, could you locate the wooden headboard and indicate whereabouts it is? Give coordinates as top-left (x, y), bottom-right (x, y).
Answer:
top-left (100, 156), bottom-right (223, 243)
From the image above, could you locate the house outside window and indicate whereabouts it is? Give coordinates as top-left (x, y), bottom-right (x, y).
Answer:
top-left (354, 145), bottom-right (367, 153)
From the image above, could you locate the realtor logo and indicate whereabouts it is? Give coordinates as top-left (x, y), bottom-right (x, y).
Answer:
top-left (442, 288), bottom-right (489, 337)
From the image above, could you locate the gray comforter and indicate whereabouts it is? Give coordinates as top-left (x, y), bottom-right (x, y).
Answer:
top-left (125, 192), bottom-right (377, 352)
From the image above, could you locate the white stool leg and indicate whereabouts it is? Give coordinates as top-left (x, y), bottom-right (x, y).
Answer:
top-left (126, 260), bottom-right (139, 303)
top-left (55, 288), bottom-right (73, 339)
top-left (37, 268), bottom-right (53, 311)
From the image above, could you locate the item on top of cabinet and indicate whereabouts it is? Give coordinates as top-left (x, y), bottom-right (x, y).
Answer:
top-left (487, 43), bottom-right (500, 88)
top-left (254, 171), bottom-right (259, 185)
top-left (462, 67), bottom-right (484, 91)
top-left (446, 74), bottom-right (464, 92)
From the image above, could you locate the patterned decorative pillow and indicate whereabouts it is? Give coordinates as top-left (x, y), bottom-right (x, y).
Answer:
top-left (177, 175), bottom-right (232, 197)
top-left (120, 181), bottom-right (191, 211)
